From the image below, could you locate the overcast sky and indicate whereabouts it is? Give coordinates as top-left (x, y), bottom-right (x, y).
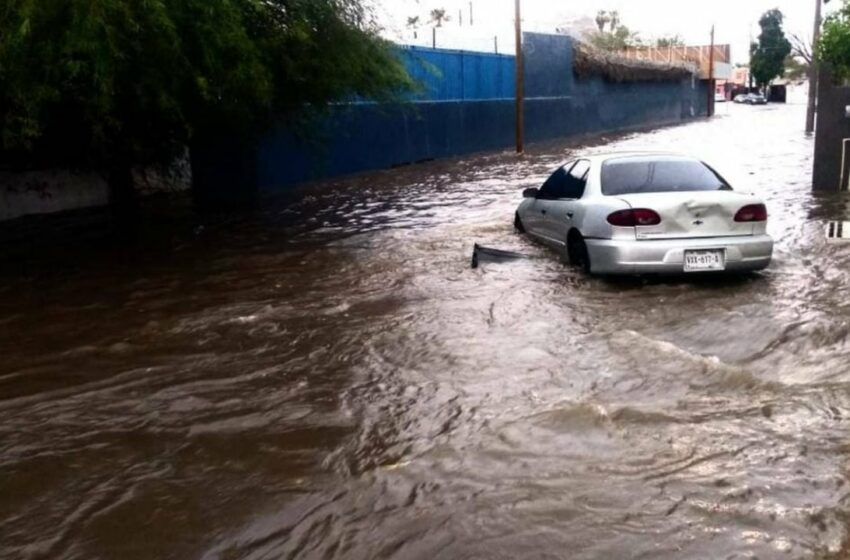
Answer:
top-left (375, 0), bottom-right (840, 63)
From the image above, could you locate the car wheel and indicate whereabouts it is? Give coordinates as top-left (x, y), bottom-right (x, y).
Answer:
top-left (514, 212), bottom-right (525, 233)
top-left (567, 232), bottom-right (591, 274)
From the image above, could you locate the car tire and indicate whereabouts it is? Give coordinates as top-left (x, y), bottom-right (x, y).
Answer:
top-left (567, 232), bottom-right (591, 274)
top-left (514, 212), bottom-right (525, 233)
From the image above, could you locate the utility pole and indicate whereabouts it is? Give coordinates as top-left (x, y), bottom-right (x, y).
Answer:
top-left (806, 0), bottom-right (828, 135)
top-left (748, 21), bottom-right (754, 91)
top-left (432, 26), bottom-right (436, 49)
top-left (707, 25), bottom-right (715, 117)
top-left (469, 2), bottom-right (474, 26)
top-left (515, 0), bottom-right (524, 153)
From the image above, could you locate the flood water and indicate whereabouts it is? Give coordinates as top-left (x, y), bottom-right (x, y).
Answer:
top-left (3, 100), bottom-right (850, 559)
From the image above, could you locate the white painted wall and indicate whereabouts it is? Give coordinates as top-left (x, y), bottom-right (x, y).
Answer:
top-left (0, 157), bottom-right (191, 222)
top-left (0, 170), bottom-right (109, 222)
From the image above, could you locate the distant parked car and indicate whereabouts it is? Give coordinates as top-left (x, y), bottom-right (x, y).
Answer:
top-left (733, 94), bottom-right (749, 103)
top-left (714, 92), bottom-right (727, 103)
top-left (746, 93), bottom-right (768, 105)
top-left (514, 153), bottom-right (773, 275)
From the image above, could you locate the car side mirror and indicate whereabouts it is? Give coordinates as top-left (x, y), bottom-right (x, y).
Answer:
top-left (523, 188), bottom-right (539, 198)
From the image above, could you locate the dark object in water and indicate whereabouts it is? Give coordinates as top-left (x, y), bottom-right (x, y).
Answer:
top-left (471, 243), bottom-right (533, 268)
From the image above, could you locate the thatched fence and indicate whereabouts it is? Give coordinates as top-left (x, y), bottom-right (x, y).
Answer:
top-left (573, 43), bottom-right (697, 82)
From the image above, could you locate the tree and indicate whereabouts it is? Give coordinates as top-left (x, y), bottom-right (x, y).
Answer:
top-left (784, 55), bottom-right (810, 81)
top-left (820, 0), bottom-right (850, 80)
top-left (430, 9), bottom-right (450, 27)
top-left (407, 15), bottom-right (421, 39)
top-left (588, 25), bottom-right (642, 51)
top-left (587, 9), bottom-right (641, 51)
top-left (0, 0), bottom-right (413, 208)
top-left (789, 32), bottom-right (814, 65)
top-left (656, 35), bottom-right (685, 48)
top-left (608, 11), bottom-right (620, 33)
top-left (595, 11), bottom-right (610, 33)
top-left (749, 9), bottom-right (792, 89)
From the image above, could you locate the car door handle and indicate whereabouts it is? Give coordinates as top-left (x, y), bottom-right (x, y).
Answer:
top-left (541, 209), bottom-right (547, 215)
top-left (566, 212), bottom-right (574, 219)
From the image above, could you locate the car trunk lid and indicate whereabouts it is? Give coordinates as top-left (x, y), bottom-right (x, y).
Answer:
top-left (615, 191), bottom-right (756, 239)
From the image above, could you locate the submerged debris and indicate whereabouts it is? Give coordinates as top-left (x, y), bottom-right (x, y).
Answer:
top-left (471, 243), bottom-right (536, 268)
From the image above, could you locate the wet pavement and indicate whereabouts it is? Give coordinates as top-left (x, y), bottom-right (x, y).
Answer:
top-left (3, 100), bottom-right (850, 559)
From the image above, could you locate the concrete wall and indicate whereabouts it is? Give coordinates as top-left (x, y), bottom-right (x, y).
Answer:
top-left (0, 160), bottom-right (191, 223)
top-left (813, 67), bottom-right (850, 191)
top-left (0, 170), bottom-right (109, 222)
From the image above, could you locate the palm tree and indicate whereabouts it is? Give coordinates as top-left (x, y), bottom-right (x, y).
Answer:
top-left (407, 15), bottom-right (420, 39)
top-left (595, 10), bottom-right (609, 33)
top-left (430, 8), bottom-right (450, 27)
top-left (609, 10), bottom-right (620, 32)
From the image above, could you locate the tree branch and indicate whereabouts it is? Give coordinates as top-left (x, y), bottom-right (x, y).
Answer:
top-left (789, 32), bottom-right (813, 64)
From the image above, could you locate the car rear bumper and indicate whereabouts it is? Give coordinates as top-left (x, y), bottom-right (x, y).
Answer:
top-left (586, 234), bottom-right (773, 275)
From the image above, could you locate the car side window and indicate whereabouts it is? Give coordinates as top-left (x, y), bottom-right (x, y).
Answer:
top-left (563, 160), bottom-right (590, 199)
top-left (539, 162), bottom-right (575, 199)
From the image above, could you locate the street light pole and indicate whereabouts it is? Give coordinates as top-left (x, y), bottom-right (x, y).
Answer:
top-left (806, 0), bottom-right (826, 135)
top-left (515, 0), bottom-right (524, 153)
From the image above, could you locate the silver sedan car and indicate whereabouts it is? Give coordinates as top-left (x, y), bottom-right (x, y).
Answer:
top-left (514, 153), bottom-right (773, 275)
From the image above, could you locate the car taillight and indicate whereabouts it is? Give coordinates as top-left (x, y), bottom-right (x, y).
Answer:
top-left (607, 209), bottom-right (662, 227)
top-left (734, 204), bottom-right (767, 222)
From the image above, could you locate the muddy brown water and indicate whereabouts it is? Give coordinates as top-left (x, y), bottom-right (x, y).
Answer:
top-left (3, 102), bottom-right (850, 559)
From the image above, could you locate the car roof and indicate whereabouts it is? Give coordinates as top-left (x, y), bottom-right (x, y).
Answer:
top-left (578, 151), bottom-right (698, 165)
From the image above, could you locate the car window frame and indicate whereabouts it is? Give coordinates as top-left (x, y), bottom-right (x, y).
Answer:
top-left (560, 159), bottom-right (590, 200)
top-left (538, 161), bottom-right (576, 200)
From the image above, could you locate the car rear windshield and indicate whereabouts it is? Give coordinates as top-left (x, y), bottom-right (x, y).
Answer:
top-left (601, 157), bottom-right (731, 196)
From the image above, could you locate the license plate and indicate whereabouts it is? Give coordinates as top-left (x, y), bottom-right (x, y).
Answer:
top-left (684, 249), bottom-right (725, 272)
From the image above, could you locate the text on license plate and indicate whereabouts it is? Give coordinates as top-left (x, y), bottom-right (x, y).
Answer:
top-left (684, 249), bottom-right (725, 272)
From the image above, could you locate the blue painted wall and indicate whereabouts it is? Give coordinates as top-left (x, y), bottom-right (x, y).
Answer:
top-left (399, 46), bottom-right (515, 101)
top-left (256, 100), bottom-right (515, 187)
top-left (521, 33), bottom-right (705, 143)
top-left (192, 33), bottom-right (710, 197)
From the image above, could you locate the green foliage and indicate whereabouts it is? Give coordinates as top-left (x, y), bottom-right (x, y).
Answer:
top-left (820, 0), bottom-right (850, 81)
top-left (608, 11), bottom-right (620, 32)
top-left (590, 9), bottom-right (637, 50)
top-left (749, 9), bottom-right (791, 89)
top-left (587, 26), bottom-right (642, 51)
top-left (588, 9), bottom-right (640, 51)
top-left (784, 55), bottom-right (809, 81)
top-left (656, 35), bottom-right (685, 48)
top-left (595, 11), bottom-right (610, 33)
top-left (0, 0), bottom-right (413, 173)
top-left (429, 9), bottom-right (449, 27)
